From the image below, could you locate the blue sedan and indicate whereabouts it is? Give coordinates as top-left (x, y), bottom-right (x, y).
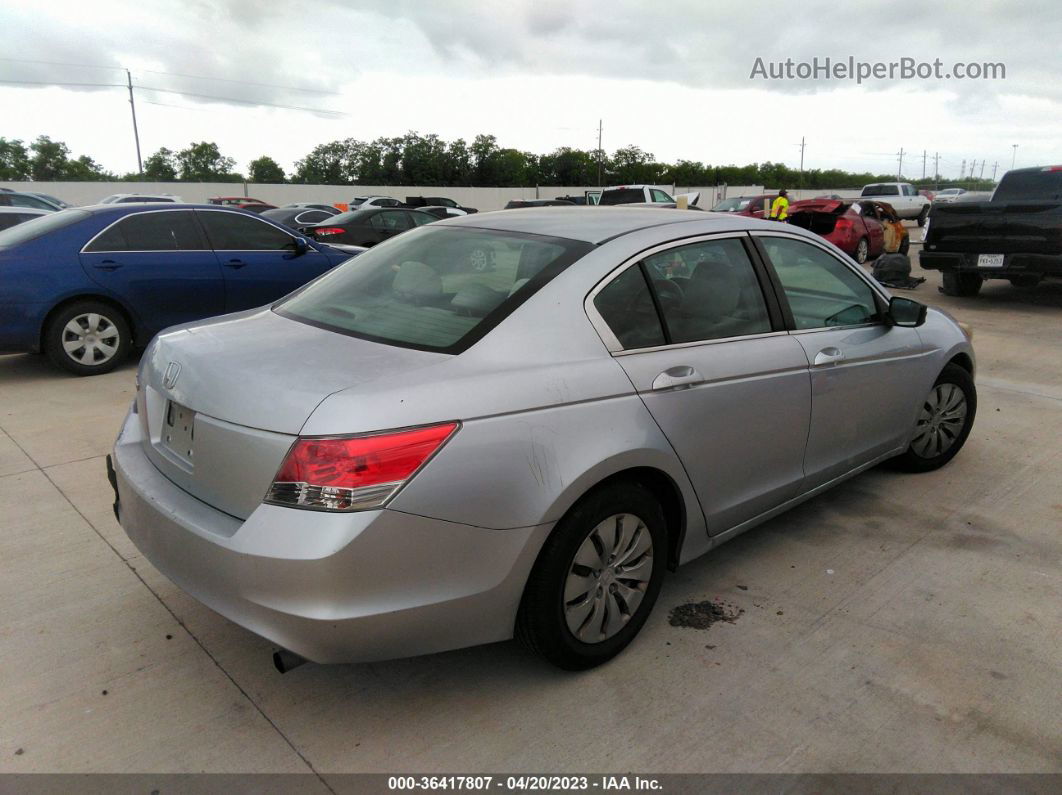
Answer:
top-left (0, 204), bottom-right (361, 375)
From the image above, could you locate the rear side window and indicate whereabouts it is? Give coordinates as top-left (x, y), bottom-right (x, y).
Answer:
top-left (759, 236), bottom-right (880, 329)
top-left (294, 210), bottom-right (331, 225)
top-left (599, 188), bottom-right (646, 205)
top-left (643, 238), bottom-right (771, 343)
top-left (0, 213), bottom-right (37, 231)
top-left (593, 266), bottom-right (666, 350)
top-left (276, 226), bottom-right (592, 353)
top-left (409, 211), bottom-right (435, 226)
top-left (370, 211), bottom-right (411, 231)
top-left (993, 170), bottom-right (1062, 202)
top-left (198, 211), bottom-right (293, 250)
top-left (84, 211), bottom-right (205, 252)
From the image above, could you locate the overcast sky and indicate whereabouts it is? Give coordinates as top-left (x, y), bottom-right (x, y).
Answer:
top-left (1, 0), bottom-right (1057, 181)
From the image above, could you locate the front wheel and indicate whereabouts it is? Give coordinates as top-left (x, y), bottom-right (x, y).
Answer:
top-left (917, 206), bottom-right (930, 227)
top-left (516, 481), bottom-right (667, 670)
top-left (889, 363), bottom-right (976, 472)
top-left (44, 300), bottom-right (131, 376)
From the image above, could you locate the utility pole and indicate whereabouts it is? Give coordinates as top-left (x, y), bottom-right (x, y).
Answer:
top-left (1011, 144), bottom-right (1018, 170)
top-left (960, 159), bottom-right (966, 180)
top-left (933, 152), bottom-right (941, 185)
top-left (991, 161), bottom-right (999, 181)
top-left (979, 160), bottom-right (986, 179)
top-left (796, 136), bottom-right (805, 188)
top-left (897, 147), bottom-right (905, 180)
top-left (126, 69), bottom-right (143, 176)
top-left (922, 149), bottom-right (927, 180)
top-left (596, 119), bottom-right (603, 187)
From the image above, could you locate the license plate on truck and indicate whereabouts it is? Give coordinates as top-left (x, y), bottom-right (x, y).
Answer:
top-left (162, 401), bottom-right (195, 464)
top-left (978, 254), bottom-right (1005, 268)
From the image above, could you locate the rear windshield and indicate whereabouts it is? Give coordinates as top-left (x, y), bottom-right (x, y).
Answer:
top-left (276, 226), bottom-right (592, 353)
top-left (599, 188), bottom-right (646, 205)
top-left (321, 209), bottom-right (374, 225)
top-left (993, 170), bottom-right (1062, 202)
top-left (861, 184), bottom-right (899, 196)
top-left (0, 209), bottom-right (91, 248)
top-left (711, 197), bottom-right (752, 212)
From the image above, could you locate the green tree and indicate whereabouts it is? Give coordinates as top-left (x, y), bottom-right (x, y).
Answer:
top-left (176, 141), bottom-right (240, 181)
top-left (29, 136), bottom-right (70, 181)
top-left (0, 138), bottom-right (31, 180)
top-left (62, 155), bottom-right (114, 181)
top-left (143, 147), bottom-right (178, 181)
top-left (291, 139), bottom-right (355, 184)
top-left (248, 155), bottom-right (285, 184)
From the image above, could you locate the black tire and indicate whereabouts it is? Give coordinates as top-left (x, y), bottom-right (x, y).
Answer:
top-left (44, 300), bottom-right (131, 376)
top-left (889, 363), bottom-right (976, 472)
top-left (916, 206), bottom-right (930, 227)
top-left (941, 271), bottom-right (983, 297)
top-left (1008, 274), bottom-right (1041, 288)
top-left (854, 237), bottom-right (869, 264)
top-left (899, 236), bottom-right (910, 256)
top-left (516, 481), bottom-right (667, 670)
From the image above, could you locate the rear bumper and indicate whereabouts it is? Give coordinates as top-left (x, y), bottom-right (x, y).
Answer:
top-left (920, 251), bottom-right (1062, 276)
top-left (111, 409), bottom-right (552, 664)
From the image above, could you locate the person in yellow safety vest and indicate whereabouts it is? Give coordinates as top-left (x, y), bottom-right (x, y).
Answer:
top-left (770, 189), bottom-right (789, 221)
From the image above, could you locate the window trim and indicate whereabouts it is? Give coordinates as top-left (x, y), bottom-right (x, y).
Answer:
top-left (79, 208), bottom-right (211, 254)
top-left (750, 230), bottom-right (891, 333)
top-left (584, 231), bottom-right (784, 354)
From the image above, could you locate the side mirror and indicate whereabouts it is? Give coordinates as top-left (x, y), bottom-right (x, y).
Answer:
top-left (286, 236), bottom-right (310, 258)
top-left (888, 296), bottom-right (927, 327)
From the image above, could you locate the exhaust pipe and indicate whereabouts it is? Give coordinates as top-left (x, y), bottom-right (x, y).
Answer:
top-left (272, 648), bottom-right (307, 674)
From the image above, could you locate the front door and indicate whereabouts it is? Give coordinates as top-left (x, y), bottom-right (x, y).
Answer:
top-left (589, 235), bottom-right (812, 534)
top-left (754, 233), bottom-right (926, 488)
top-left (197, 210), bottom-right (336, 312)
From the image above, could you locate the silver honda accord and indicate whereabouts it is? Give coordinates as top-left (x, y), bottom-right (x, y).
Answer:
top-left (110, 208), bottom-right (976, 670)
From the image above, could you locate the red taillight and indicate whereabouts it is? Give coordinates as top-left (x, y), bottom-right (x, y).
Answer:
top-left (265, 422), bottom-right (458, 511)
top-left (834, 218), bottom-right (853, 233)
top-left (313, 227), bottom-right (345, 236)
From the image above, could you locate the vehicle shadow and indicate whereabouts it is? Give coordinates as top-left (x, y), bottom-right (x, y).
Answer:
top-left (0, 351), bottom-right (140, 382)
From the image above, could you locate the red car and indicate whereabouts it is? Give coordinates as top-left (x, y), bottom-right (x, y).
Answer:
top-left (787, 199), bottom-right (910, 264)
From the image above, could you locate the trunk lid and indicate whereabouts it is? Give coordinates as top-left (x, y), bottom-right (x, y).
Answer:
top-left (925, 201), bottom-right (1062, 254)
top-left (138, 308), bottom-right (450, 518)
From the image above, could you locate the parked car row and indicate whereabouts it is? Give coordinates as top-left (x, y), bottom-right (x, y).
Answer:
top-left (0, 204), bottom-right (363, 375)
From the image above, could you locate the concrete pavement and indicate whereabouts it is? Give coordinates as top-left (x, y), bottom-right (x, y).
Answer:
top-left (1, 242), bottom-right (1060, 777)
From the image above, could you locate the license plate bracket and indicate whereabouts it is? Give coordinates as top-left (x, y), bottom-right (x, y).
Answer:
top-left (977, 253), bottom-right (1005, 268)
top-left (162, 400), bottom-right (196, 464)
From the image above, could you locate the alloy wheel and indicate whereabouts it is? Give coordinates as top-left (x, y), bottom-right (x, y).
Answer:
top-left (62, 312), bottom-right (121, 366)
top-left (564, 513), bottom-right (654, 643)
top-left (911, 382), bottom-right (968, 458)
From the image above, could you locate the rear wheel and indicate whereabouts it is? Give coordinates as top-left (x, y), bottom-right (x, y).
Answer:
top-left (890, 363), bottom-right (976, 472)
top-left (44, 300), bottom-right (131, 376)
top-left (516, 481), bottom-right (667, 670)
top-left (941, 271), bottom-right (982, 297)
top-left (854, 237), bottom-right (869, 264)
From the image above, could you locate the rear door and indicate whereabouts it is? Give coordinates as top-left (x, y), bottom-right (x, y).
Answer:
top-left (78, 209), bottom-right (224, 337)
top-left (588, 233), bottom-right (811, 534)
top-left (753, 232), bottom-right (926, 487)
top-left (197, 209), bottom-right (337, 312)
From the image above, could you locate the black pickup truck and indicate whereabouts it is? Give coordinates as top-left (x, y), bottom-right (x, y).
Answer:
top-left (921, 166), bottom-right (1062, 296)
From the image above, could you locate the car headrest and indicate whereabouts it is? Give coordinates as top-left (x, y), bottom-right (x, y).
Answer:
top-left (393, 261), bottom-right (443, 302)
top-left (684, 264), bottom-right (742, 317)
top-left (450, 282), bottom-right (505, 316)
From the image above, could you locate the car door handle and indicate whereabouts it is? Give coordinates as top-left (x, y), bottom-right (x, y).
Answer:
top-left (813, 347), bottom-right (845, 366)
top-left (93, 260), bottom-right (122, 271)
top-left (651, 366), bottom-right (703, 391)
top-left (224, 259), bottom-right (248, 269)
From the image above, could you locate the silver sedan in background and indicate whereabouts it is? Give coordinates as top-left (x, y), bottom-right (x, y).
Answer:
top-left (111, 208), bottom-right (976, 670)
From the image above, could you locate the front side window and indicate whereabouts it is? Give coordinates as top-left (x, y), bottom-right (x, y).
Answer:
top-left (593, 266), bottom-right (666, 350)
top-left (759, 236), bottom-right (880, 329)
top-left (85, 211), bottom-right (205, 252)
top-left (198, 210), bottom-right (293, 250)
top-left (650, 189), bottom-right (673, 203)
top-left (643, 238), bottom-right (772, 343)
top-left (276, 226), bottom-right (591, 353)
top-left (9, 194), bottom-right (54, 210)
top-left (409, 211), bottom-right (435, 226)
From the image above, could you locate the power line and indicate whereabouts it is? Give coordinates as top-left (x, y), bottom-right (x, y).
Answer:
top-left (0, 56), bottom-right (121, 71)
top-left (138, 69), bottom-right (339, 96)
top-left (0, 78), bottom-right (124, 89)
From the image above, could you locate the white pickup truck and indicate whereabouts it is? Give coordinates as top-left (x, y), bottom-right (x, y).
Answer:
top-left (859, 182), bottom-right (931, 225)
top-left (598, 185), bottom-right (701, 207)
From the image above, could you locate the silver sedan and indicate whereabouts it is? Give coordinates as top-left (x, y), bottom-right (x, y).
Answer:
top-left (111, 208), bottom-right (976, 670)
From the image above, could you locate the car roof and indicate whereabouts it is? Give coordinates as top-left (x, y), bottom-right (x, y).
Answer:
top-left (0, 206), bottom-right (48, 214)
top-left (438, 206), bottom-right (757, 244)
